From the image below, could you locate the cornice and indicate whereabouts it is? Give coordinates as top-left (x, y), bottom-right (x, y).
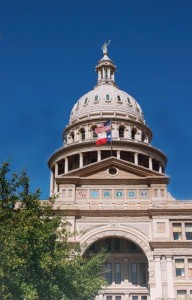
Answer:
top-left (149, 241), bottom-right (192, 249)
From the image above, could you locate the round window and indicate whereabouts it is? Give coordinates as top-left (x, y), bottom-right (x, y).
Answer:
top-left (108, 167), bottom-right (118, 176)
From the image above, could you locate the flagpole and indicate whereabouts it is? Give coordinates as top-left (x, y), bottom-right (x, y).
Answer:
top-left (110, 119), bottom-right (113, 157)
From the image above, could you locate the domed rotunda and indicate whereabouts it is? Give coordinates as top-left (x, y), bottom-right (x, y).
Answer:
top-left (48, 42), bottom-right (167, 186)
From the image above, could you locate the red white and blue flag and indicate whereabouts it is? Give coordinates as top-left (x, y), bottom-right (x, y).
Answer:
top-left (95, 120), bottom-right (112, 145)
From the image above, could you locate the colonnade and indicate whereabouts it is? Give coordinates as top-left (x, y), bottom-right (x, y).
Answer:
top-left (54, 149), bottom-right (163, 177)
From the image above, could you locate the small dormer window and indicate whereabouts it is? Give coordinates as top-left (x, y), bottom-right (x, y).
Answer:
top-left (76, 102), bottom-right (80, 110)
top-left (84, 98), bottom-right (88, 106)
top-left (127, 97), bottom-right (132, 107)
top-left (106, 94), bottom-right (110, 102)
top-left (117, 95), bottom-right (122, 103)
top-left (94, 95), bottom-right (99, 103)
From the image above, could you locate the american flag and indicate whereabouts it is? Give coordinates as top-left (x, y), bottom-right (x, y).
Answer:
top-left (95, 120), bottom-right (111, 134)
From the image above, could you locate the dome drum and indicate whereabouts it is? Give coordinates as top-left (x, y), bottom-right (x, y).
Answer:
top-left (63, 119), bottom-right (152, 146)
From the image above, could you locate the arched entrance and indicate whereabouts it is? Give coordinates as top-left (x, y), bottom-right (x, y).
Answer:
top-left (81, 227), bottom-right (152, 300)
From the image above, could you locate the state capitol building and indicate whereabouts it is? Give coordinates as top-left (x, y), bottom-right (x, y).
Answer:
top-left (48, 43), bottom-right (192, 300)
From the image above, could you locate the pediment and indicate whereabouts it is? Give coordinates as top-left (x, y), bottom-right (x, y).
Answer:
top-left (59, 157), bottom-right (165, 180)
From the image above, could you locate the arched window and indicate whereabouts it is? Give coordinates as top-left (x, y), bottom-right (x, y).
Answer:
top-left (94, 95), bottom-right (99, 103)
top-left (131, 127), bottom-right (137, 140)
top-left (117, 95), bottom-right (122, 103)
top-left (92, 126), bottom-right (97, 138)
top-left (70, 132), bottom-right (75, 142)
top-left (119, 126), bottom-right (125, 138)
top-left (141, 132), bottom-right (146, 142)
top-left (79, 128), bottom-right (85, 140)
top-left (83, 98), bottom-right (88, 106)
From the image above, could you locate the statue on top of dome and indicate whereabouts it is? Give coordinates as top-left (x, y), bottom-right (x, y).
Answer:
top-left (101, 40), bottom-right (111, 54)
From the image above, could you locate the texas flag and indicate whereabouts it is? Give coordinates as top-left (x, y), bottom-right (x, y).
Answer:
top-left (95, 120), bottom-right (112, 145)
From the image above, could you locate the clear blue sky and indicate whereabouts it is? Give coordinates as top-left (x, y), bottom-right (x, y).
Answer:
top-left (0, 0), bottom-right (192, 200)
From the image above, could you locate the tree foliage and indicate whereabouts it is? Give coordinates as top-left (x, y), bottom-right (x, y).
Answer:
top-left (0, 162), bottom-right (106, 300)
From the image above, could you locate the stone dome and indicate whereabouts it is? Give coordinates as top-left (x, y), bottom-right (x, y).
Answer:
top-left (69, 84), bottom-right (144, 124)
top-left (69, 42), bottom-right (145, 125)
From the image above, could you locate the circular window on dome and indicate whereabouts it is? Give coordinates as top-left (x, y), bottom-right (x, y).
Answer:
top-left (83, 98), bottom-right (89, 106)
top-left (117, 95), bottom-right (122, 103)
top-left (108, 167), bottom-right (118, 176)
top-left (105, 94), bottom-right (111, 102)
top-left (94, 95), bottom-right (99, 103)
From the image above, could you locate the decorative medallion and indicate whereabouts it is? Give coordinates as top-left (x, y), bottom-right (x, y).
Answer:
top-left (115, 190), bottom-right (124, 198)
top-left (140, 190), bottom-right (148, 198)
top-left (90, 190), bottom-right (99, 198)
top-left (127, 190), bottom-right (137, 199)
top-left (77, 190), bottom-right (87, 199)
top-left (103, 191), bottom-right (111, 198)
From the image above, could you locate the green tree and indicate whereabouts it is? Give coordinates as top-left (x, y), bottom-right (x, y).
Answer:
top-left (0, 162), bottom-right (106, 300)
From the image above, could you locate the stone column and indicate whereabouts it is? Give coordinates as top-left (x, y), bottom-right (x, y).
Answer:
top-left (117, 150), bottom-right (120, 159)
top-left (97, 150), bottom-right (101, 162)
top-left (149, 157), bottom-right (153, 170)
top-left (65, 157), bottom-right (68, 173)
top-left (154, 256), bottom-right (162, 298)
top-left (79, 152), bottom-right (83, 168)
top-left (159, 164), bottom-right (162, 173)
top-left (134, 152), bottom-right (138, 165)
top-left (55, 162), bottom-right (58, 177)
top-left (50, 170), bottom-right (54, 196)
top-left (166, 256), bottom-right (174, 298)
top-left (107, 68), bottom-right (110, 79)
top-left (98, 71), bottom-right (101, 81)
top-left (102, 67), bottom-right (105, 79)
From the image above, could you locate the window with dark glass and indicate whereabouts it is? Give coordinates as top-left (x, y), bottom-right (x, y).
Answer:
top-left (140, 263), bottom-right (147, 284)
top-left (188, 259), bottom-right (192, 277)
top-left (114, 238), bottom-right (121, 252)
top-left (131, 263), bottom-right (137, 283)
top-left (117, 95), bottom-right (121, 102)
top-left (185, 223), bottom-right (192, 240)
top-left (106, 296), bottom-right (112, 300)
top-left (115, 263), bottom-right (121, 284)
top-left (92, 126), bottom-right (97, 138)
top-left (105, 238), bottom-right (112, 252)
top-left (80, 129), bottom-right (85, 140)
top-left (119, 126), bottom-right (125, 138)
top-left (115, 296), bottom-right (121, 300)
top-left (173, 223), bottom-right (182, 240)
top-left (106, 263), bottom-right (112, 284)
top-left (132, 296), bottom-right (138, 300)
top-left (175, 259), bottom-right (185, 276)
top-left (131, 128), bottom-right (137, 140)
top-left (106, 94), bottom-right (110, 101)
top-left (94, 95), bottom-right (99, 102)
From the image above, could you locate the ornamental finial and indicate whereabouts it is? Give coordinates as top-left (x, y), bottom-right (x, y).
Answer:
top-left (101, 40), bottom-right (111, 54)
